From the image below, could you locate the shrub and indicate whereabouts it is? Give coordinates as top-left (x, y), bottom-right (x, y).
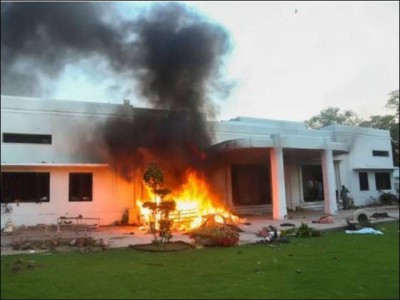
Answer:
top-left (142, 163), bottom-right (176, 244)
top-left (189, 225), bottom-right (239, 247)
top-left (379, 192), bottom-right (398, 205)
top-left (280, 227), bottom-right (297, 237)
top-left (296, 223), bottom-right (314, 238)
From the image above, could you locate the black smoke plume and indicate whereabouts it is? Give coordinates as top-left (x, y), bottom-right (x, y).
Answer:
top-left (1, 2), bottom-right (232, 184)
top-left (1, 2), bottom-right (126, 95)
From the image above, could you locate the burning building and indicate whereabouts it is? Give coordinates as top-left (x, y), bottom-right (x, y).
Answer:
top-left (0, 3), bottom-right (397, 228)
top-left (0, 94), bottom-right (397, 228)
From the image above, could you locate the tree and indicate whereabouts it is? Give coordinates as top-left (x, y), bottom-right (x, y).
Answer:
top-left (143, 162), bottom-right (164, 202)
top-left (360, 90), bottom-right (399, 166)
top-left (142, 162), bottom-right (176, 243)
top-left (305, 90), bottom-right (399, 166)
top-left (305, 107), bottom-right (361, 129)
top-left (386, 90), bottom-right (399, 120)
top-left (358, 114), bottom-right (396, 131)
top-left (386, 90), bottom-right (399, 166)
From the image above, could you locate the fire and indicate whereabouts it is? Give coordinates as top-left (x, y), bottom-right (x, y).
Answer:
top-left (138, 170), bottom-right (238, 230)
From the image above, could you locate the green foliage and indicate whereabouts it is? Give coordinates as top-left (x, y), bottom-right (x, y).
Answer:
top-left (142, 202), bottom-right (158, 211)
top-left (305, 107), bottom-right (361, 129)
top-left (386, 90), bottom-right (399, 166)
top-left (379, 192), bottom-right (398, 205)
top-left (143, 162), bottom-right (164, 196)
top-left (359, 91), bottom-right (399, 165)
top-left (155, 188), bottom-right (171, 199)
top-left (142, 163), bottom-right (176, 243)
top-left (158, 200), bottom-right (176, 242)
top-left (142, 198), bottom-right (176, 243)
top-left (280, 227), bottom-right (297, 237)
top-left (158, 200), bottom-right (176, 218)
top-left (189, 224), bottom-right (240, 246)
top-left (158, 219), bottom-right (173, 242)
top-left (386, 89), bottom-right (399, 119)
top-left (295, 223), bottom-right (314, 237)
top-left (359, 114), bottom-right (396, 131)
top-left (1, 222), bottom-right (399, 299)
top-left (306, 90), bottom-right (399, 166)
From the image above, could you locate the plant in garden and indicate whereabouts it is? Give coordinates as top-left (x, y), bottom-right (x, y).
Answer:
top-left (295, 222), bottom-right (320, 237)
top-left (142, 162), bottom-right (176, 243)
top-left (379, 192), bottom-right (398, 205)
top-left (189, 224), bottom-right (239, 247)
top-left (280, 227), bottom-right (297, 237)
top-left (296, 223), bottom-right (313, 237)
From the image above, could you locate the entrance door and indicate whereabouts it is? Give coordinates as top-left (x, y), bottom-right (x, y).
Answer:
top-left (302, 165), bottom-right (323, 202)
top-left (231, 164), bottom-right (271, 206)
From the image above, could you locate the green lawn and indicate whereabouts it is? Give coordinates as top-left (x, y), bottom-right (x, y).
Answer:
top-left (1, 222), bottom-right (399, 299)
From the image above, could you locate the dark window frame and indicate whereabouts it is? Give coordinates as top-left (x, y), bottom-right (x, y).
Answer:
top-left (372, 150), bottom-right (389, 157)
top-left (375, 172), bottom-right (391, 190)
top-left (1, 172), bottom-right (50, 203)
top-left (3, 133), bottom-right (52, 144)
top-left (69, 173), bottom-right (93, 202)
top-left (359, 172), bottom-right (369, 191)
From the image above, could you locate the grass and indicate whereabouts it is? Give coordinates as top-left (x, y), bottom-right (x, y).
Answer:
top-left (1, 221), bottom-right (399, 299)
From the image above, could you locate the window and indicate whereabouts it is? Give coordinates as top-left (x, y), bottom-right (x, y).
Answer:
top-left (3, 133), bottom-right (52, 144)
top-left (372, 150), bottom-right (389, 157)
top-left (359, 172), bottom-right (369, 191)
top-left (1, 172), bottom-right (50, 203)
top-left (375, 172), bottom-right (391, 190)
top-left (69, 173), bottom-right (93, 201)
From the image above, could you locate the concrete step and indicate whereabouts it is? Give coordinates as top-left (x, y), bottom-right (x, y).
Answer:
top-left (230, 205), bottom-right (272, 217)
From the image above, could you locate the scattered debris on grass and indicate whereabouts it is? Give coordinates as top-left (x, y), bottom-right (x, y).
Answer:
top-left (280, 223), bottom-right (296, 227)
top-left (9, 237), bottom-right (110, 252)
top-left (10, 258), bottom-right (43, 273)
top-left (345, 227), bottom-right (384, 235)
top-left (256, 223), bottom-right (320, 242)
top-left (370, 212), bottom-right (390, 218)
top-left (129, 241), bottom-right (194, 252)
top-left (312, 215), bottom-right (335, 224)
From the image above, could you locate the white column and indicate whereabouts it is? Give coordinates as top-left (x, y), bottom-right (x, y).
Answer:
top-left (270, 147), bottom-right (288, 220)
top-left (225, 165), bottom-right (233, 207)
top-left (321, 148), bottom-right (338, 215)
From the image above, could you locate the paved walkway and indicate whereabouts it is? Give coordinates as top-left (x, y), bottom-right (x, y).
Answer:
top-left (1, 205), bottom-right (398, 255)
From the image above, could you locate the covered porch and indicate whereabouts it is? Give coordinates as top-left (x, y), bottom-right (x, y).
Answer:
top-left (208, 136), bottom-right (349, 220)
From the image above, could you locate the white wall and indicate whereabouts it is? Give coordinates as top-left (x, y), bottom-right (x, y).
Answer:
top-left (0, 165), bottom-right (138, 227)
top-left (323, 125), bottom-right (395, 204)
top-left (1, 96), bottom-right (138, 227)
top-left (1, 96), bottom-right (396, 226)
top-left (1, 95), bottom-right (130, 164)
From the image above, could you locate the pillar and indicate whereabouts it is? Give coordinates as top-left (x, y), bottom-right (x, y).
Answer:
top-left (270, 147), bottom-right (288, 219)
top-left (321, 148), bottom-right (338, 215)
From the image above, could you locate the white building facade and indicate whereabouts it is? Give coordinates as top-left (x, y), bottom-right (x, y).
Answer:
top-left (1, 95), bottom-right (397, 227)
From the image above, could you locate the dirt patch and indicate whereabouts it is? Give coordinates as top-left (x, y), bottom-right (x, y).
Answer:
top-left (129, 241), bottom-right (194, 252)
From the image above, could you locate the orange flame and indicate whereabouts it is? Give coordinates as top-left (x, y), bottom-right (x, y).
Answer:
top-left (138, 169), bottom-right (238, 230)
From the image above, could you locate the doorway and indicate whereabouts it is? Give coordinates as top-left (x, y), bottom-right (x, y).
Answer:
top-left (231, 164), bottom-right (271, 206)
top-left (302, 165), bottom-right (323, 202)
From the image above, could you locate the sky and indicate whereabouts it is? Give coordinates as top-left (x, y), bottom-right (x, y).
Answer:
top-left (189, 1), bottom-right (400, 122)
top-left (12, 1), bottom-right (400, 123)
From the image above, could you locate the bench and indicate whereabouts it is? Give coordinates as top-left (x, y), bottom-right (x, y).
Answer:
top-left (57, 217), bottom-right (102, 232)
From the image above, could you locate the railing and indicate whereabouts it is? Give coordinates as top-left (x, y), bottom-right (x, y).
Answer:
top-left (57, 216), bottom-right (102, 231)
top-left (169, 208), bottom-right (198, 228)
